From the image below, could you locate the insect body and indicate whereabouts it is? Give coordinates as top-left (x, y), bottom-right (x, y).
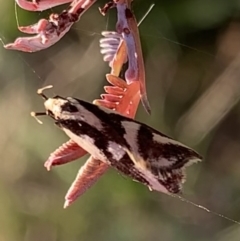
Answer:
top-left (33, 87), bottom-right (202, 195)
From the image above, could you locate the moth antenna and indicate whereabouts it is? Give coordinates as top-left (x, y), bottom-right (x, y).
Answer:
top-left (30, 112), bottom-right (46, 124)
top-left (174, 194), bottom-right (240, 225)
top-left (37, 85), bottom-right (53, 100)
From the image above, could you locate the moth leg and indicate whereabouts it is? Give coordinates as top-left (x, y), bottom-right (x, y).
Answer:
top-left (44, 140), bottom-right (87, 171)
top-left (64, 156), bottom-right (108, 208)
top-left (94, 75), bottom-right (140, 117)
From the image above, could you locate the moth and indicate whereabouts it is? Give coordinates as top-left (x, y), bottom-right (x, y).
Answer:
top-left (32, 87), bottom-right (202, 195)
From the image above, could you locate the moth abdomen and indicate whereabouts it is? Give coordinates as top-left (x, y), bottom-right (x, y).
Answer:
top-left (110, 154), bottom-right (150, 186)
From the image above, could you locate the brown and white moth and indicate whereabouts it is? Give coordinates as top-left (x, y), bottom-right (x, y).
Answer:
top-left (32, 87), bottom-right (202, 195)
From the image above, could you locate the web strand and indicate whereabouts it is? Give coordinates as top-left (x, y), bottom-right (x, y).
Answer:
top-left (137, 3), bottom-right (155, 27)
top-left (173, 194), bottom-right (240, 225)
top-left (14, 2), bottom-right (20, 29)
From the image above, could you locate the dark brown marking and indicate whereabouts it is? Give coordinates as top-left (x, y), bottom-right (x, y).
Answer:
top-left (125, 8), bottom-right (133, 19)
top-left (123, 28), bottom-right (130, 34)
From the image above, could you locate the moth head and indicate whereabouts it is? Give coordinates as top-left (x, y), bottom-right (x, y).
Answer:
top-left (31, 85), bottom-right (80, 123)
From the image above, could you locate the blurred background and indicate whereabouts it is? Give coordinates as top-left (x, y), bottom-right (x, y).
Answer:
top-left (1, 0), bottom-right (240, 240)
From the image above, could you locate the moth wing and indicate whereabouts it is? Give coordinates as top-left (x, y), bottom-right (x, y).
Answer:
top-left (120, 120), bottom-right (202, 194)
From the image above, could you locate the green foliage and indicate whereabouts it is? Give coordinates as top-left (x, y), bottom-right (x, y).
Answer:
top-left (0, 1), bottom-right (240, 241)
